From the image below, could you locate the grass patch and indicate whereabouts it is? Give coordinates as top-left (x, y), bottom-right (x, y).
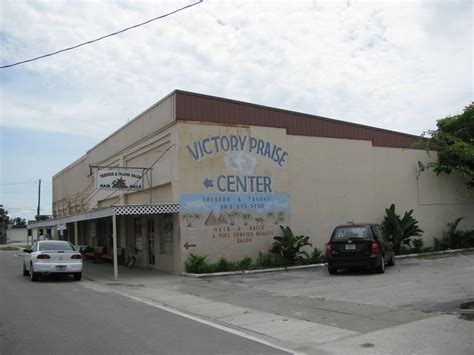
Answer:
top-left (0, 246), bottom-right (20, 251)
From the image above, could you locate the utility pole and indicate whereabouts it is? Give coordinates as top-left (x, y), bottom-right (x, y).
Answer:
top-left (36, 179), bottom-right (41, 220)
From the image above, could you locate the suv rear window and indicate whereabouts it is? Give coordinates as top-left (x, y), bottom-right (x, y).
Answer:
top-left (332, 226), bottom-right (371, 241)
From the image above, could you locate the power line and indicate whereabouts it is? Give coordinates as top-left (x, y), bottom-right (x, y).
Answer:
top-left (3, 207), bottom-right (52, 212)
top-left (0, 181), bottom-right (38, 186)
top-left (0, 0), bottom-right (203, 69)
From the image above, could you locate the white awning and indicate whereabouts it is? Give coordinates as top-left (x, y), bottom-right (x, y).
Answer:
top-left (27, 203), bottom-right (179, 229)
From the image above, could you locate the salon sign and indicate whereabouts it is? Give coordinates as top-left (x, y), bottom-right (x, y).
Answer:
top-left (97, 169), bottom-right (144, 190)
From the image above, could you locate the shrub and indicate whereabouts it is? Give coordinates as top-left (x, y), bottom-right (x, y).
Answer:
top-left (382, 204), bottom-right (423, 254)
top-left (256, 251), bottom-right (286, 268)
top-left (238, 257), bottom-right (253, 270)
top-left (433, 218), bottom-right (474, 250)
top-left (185, 254), bottom-right (214, 273)
top-left (271, 226), bottom-right (313, 265)
top-left (309, 247), bottom-right (326, 264)
top-left (411, 237), bottom-right (424, 253)
top-left (214, 257), bottom-right (239, 272)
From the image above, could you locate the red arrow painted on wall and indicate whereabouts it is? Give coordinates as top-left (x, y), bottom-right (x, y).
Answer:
top-left (184, 242), bottom-right (196, 250)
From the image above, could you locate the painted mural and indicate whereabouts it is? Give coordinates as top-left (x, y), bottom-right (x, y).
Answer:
top-left (180, 130), bottom-right (290, 252)
top-left (180, 193), bottom-right (289, 245)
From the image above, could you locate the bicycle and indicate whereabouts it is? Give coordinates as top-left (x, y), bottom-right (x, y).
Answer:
top-left (123, 245), bottom-right (141, 267)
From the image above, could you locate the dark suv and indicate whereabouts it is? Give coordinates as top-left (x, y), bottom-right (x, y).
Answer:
top-left (325, 224), bottom-right (395, 274)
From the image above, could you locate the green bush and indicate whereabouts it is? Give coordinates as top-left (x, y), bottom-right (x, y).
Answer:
top-left (271, 226), bottom-right (312, 265)
top-left (214, 258), bottom-right (239, 272)
top-left (399, 245), bottom-right (411, 255)
top-left (309, 247), bottom-right (326, 264)
top-left (433, 218), bottom-right (474, 251)
top-left (185, 254), bottom-right (214, 273)
top-left (411, 238), bottom-right (424, 253)
top-left (255, 251), bottom-right (286, 268)
top-left (382, 204), bottom-right (423, 255)
top-left (238, 257), bottom-right (253, 270)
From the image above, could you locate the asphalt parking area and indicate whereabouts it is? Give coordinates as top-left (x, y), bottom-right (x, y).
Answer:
top-left (175, 251), bottom-right (474, 333)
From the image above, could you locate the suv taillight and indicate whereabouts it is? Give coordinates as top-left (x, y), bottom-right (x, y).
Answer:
top-left (326, 243), bottom-right (333, 254)
top-left (371, 240), bottom-right (380, 253)
top-left (71, 254), bottom-right (82, 259)
top-left (37, 254), bottom-right (50, 259)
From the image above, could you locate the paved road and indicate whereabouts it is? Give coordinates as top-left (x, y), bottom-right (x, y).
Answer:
top-left (0, 251), bottom-right (289, 355)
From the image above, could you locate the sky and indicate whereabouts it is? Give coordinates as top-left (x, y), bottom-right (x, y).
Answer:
top-left (0, 0), bottom-right (472, 221)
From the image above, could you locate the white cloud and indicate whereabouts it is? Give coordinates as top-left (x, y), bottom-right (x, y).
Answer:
top-left (0, 0), bottom-right (472, 140)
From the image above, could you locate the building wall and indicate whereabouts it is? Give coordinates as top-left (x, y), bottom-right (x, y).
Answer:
top-left (178, 121), bottom-right (291, 265)
top-left (289, 135), bottom-right (474, 248)
top-left (52, 93), bottom-right (177, 216)
top-left (177, 121), bottom-right (474, 270)
top-left (7, 227), bottom-right (28, 243)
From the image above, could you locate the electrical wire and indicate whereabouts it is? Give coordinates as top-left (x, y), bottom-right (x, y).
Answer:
top-left (0, 181), bottom-right (38, 185)
top-left (0, 1), bottom-right (203, 69)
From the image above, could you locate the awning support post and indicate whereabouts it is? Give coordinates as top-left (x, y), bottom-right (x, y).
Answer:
top-left (112, 213), bottom-right (118, 281)
top-left (74, 222), bottom-right (78, 249)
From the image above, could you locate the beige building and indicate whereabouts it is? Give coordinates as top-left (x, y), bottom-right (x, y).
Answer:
top-left (28, 90), bottom-right (474, 274)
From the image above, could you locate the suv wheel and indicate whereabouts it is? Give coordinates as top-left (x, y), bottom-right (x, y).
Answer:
top-left (376, 256), bottom-right (385, 274)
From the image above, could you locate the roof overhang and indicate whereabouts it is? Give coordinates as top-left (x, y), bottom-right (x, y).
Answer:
top-left (27, 203), bottom-right (179, 229)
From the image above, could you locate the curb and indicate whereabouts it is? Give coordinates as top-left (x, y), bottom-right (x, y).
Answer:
top-left (182, 247), bottom-right (474, 278)
top-left (181, 263), bottom-right (327, 278)
top-left (394, 247), bottom-right (474, 259)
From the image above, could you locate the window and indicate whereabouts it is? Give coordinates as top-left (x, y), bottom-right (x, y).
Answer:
top-left (333, 226), bottom-right (370, 240)
top-left (160, 214), bottom-right (174, 255)
top-left (31, 243), bottom-right (38, 252)
top-left (39, 241), bottom-right (74, 251)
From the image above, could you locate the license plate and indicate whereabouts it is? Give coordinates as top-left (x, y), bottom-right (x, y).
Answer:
top-left (345, 244), bottom-right (356, 250)
top-left (56, 265), bottom-right (67, 271)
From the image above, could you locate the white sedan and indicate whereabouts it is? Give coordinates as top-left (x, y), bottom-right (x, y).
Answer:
top-left (23, 240), bottom-right (83, 281)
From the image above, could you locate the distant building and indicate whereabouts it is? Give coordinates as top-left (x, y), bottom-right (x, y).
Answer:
top-left (7, 224), bottom-right (28, 243)
top-left (28, 90), bottom-right (474, 273)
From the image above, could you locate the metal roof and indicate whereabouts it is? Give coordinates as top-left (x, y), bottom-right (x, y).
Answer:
top-left (174, 90), bottom-right (422, 149)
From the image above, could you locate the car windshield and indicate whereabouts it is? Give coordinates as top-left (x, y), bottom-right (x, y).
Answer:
top-left (333, 226), bottom-right (370, 240)
top-left (39, 242), bottom-right (74, 251)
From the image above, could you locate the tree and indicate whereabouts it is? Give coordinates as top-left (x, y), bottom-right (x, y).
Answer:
top-left (271, 226), bottom-right (312, 265)
top-left (0, 207), bottom-right (10, 237)
top-left (382, 204), bottom-right (424, 254)
top-left (12, 217), bottom-right (27, 226)
top-left (421, 103), bottom-right (474, 188)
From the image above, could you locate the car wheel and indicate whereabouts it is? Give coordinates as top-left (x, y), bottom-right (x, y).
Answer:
top-left (73, 272), bottom-right (82, 281)
top-left (328, 266), bottom-right (338, 275)
top-left (30, 263), bottom-right (38, 281)
top-left (376, 256), bottom-right (385, 274)
top-left (23, 262), bottom-right (29, 276)
top-left (387, 253), bottom-right (395, 266)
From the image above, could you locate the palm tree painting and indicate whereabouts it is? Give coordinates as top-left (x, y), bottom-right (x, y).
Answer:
top-left (241, 212), bottom-right (253, 226)
top-left (268, 211), bottom-right (286, 225)
top-left (224, 212), bottom-right (241, 225)
top-left (182, 213), bottom-right (200, 227)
